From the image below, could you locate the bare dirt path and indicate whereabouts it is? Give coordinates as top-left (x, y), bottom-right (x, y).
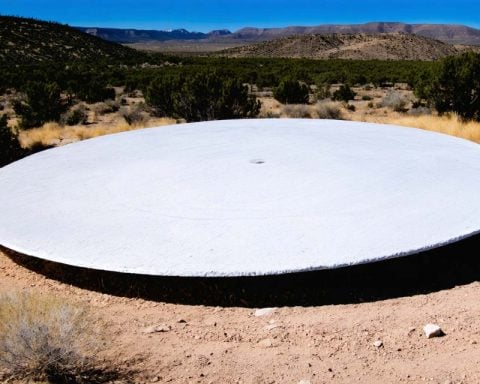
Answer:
top-left (1, 249), bottom-right (480, 384)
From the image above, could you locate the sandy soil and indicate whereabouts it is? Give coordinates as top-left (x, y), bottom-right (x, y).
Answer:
top-left (1, 249), bottom-right (480, 384)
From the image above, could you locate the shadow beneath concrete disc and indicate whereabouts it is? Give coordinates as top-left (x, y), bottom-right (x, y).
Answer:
top-left (2, 235), bottom-right (480, 307)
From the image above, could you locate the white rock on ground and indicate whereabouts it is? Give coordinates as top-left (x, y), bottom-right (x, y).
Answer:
top-left (254, 307), bottom-right (277, 317)
top-left (423, 324), bottom-right (444, 338)
top-left (142, 324), bottom-right (171, 334)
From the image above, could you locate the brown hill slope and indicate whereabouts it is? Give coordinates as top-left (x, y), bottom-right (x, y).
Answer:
top-left (0, 16), bottom-right (143, 64)
top-left (219, 33), bottom-right (480, 60)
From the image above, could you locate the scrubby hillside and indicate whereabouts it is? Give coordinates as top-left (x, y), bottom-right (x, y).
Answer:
top-left (0, 16), bottom-right (143, 64)
top-left (220, 33), bottom-right (479, 60)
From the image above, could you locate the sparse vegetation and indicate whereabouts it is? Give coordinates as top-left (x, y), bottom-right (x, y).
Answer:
top-left (0, 291), bottom-right (108, 382)
top-left (2, 14), bottom-right (480, 158)
top-left (0, 15), bottom-right (146, 65)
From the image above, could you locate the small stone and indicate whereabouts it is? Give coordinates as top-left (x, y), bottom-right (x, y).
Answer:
top-left (258, 338), bottom-right (274, 347)
top-left (142, 324), bottom-right (171, 334)
top-left (471, 340), bottom-right (477, 345)
top-left (204, 317), bottom-right (217, 326)
top-left (373, 340), bottom-right (383, 348)
top-left (254, 307), bottom-right (277, 317)
top-left (265, 323), bottom-right (283, 331)
top-left (423, 324), bottom-right (444, 338)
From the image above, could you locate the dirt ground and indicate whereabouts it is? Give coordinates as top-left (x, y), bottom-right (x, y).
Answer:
top-left (1, 249), bottom-right (480, 384)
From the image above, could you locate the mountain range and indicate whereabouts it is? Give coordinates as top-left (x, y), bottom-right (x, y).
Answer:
top-left (77, 22), bottom-right (480, 46)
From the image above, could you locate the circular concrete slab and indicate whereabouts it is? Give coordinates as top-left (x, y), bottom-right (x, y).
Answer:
top-left (1, 119), bottom-right (480, 277)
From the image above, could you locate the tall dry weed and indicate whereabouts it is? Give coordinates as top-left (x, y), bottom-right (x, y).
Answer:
top-left (0, 291), bottom-right (100, 381)
top-left (312, 101), bottom-right (343, 120)
top-left (369, 113), bottom-right (480, 143)
top-left (18, 117), bottom-right (176, 149)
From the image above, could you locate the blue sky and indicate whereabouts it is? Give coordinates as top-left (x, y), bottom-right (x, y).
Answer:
top-left (1, 0), bottom-right (479, 32)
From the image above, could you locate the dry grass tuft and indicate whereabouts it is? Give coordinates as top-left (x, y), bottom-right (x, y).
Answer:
top-left (312, 101), bottom-right (343, 120)
top-left (276, 101), bottom-right (343, 120)
top-left (0, 291), bottom-right (102, 382)
top-left (18, 122), bottom-right (64, 149)
top-left (18, 117), bottom-right (176, 149)
top-left (381, 90), bottom-right (407, 112)
top-left (367, 113), bottom-right (480, 143)
top-left (281, 104), bottom-right (312, 118)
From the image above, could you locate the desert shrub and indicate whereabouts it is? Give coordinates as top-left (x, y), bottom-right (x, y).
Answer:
top-left (120, 104), bottom-right (148, 125)
top-left (92, 100), bottom-right (120, 116)
top-left (13, 82), bottom-right (68, 128)
top-left (273, 79), bottom-right (309, 104)
top-left (0, 291), bottom-right (106, 382)
top-left (281, 104), bottom-right (311, 118)
top-left (0, 114), bottom-right (26, 167)
top-left (312, 101), bottom-right (343, 120)
top-left (408, 106), bottom-right (432, 116)
top-left (315, 83), bottom-right (331, 100)
top-left (411, 100), bottom-right (426, 109)
top-left (381, 90), bottom-right (407, 112)
top-left (146, 71), bottom-right (261, 122)
top-left (367, 101), bottom-right (374, 108)
top-left (414, 53), bottom-right (480, 121)
top-left (145, 75), bottom-right (180, 117)
top-left (332, 84), bottom-right (356, 102)
top-left (104, 99), bottom-right (120, 112)
top-left (345, 104), bottom-right (356, 111)
top-left (61, 104), bottom-right (88, 126)
top-left (362, 95), bottom-right (372, 101)
top-left (76, 82), bottom-right (116, 103)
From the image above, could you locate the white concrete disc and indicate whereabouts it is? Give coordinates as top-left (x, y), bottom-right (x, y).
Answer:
top-left (1, 119), bottom-right (480, 276)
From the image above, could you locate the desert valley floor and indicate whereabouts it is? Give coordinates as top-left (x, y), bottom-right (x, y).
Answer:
top-left (1, 248), bottom-right (480, 384)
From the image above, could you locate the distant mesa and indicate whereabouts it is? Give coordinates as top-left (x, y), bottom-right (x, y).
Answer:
top-left (1, 119), bottom-right (480, 277)
top-left (75, 26), bottom-right (229, 43)
top-left (77, 21), bottom-right (480, 46)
